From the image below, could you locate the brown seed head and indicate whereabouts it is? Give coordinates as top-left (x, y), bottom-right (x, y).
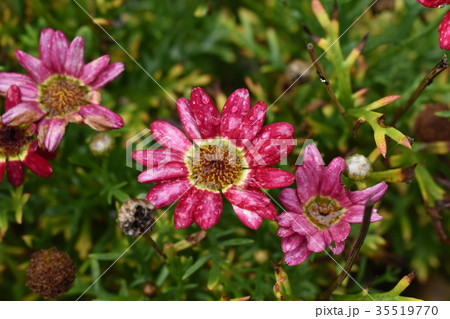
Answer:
top-left (118, 199), bottom-right (155, 237)
top-left (415, 104), bottom-right (450, 142)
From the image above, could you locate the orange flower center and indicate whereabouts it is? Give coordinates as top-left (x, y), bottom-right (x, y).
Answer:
top-left (0, 124), bottom-right (29, 158)
top-left (39, 75), bottom-right (88, 117)
top-left (305, 196), bottom-right (344, 229)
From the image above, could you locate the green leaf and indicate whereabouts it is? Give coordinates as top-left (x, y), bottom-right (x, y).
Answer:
top-left (207, 256), bottom-right (225, 290)
top-left (182, 253), bottom-right (212, 280)
top-left (435, 110), bottom-right (450, 118)
top-left (219, 238), bottom-right (254, 247)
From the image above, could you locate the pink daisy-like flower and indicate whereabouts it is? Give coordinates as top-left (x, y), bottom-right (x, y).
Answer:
top-left (0, 28), bottom-right (124, 152)
top-left (0, 86), bottom-right (52, 186)
top-left (133, 87), bottom-right (295, 230)
top-left (417, 1), bottom-right (450, 49)
top-left (277, 144), bottom-right (388, 266)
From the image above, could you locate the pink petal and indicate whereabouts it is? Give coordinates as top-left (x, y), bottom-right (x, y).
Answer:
top-left (231, 101), bottom-right (267, 148)
top-left (174, 188), bottom-right (200, 229)
top-left (51, 30), bottom-right (69, 74)
top-left (281, 234), bottom-right (304, 253)
top-left (224, 186), bottom-right (272, 211)
top-left (44, 118), bottom-right (67, 152)
top-left (189, 87), bottom-right (220, 138)
top-left (150, 121), bottom-right (192, 153)
top-left (0, 73), bottom-right (38, 99)
top-left (284, 241), bottom-right (312, 266)
top-left (248, 168), bottom-right (294, 189)
top-left (176, 97), bottom-right (201, 140)
top-left (307, 231), bottom-right (329, 253)
top-left (63, 36), bottom-right (85, 77)
top-left (329, 240), bottom-right (345, 255)
top-left (279, 188), bottom-right (303, 214)
top-left (138, 162), bottom-right (188, 183)
top-left (1, 101), bottom-right (45, 126)
top-left (15, 50), bottom-right (51, 83)
top-left (90, 62), bottom-right (124, 90)
top-left (319, 157), bottom-right (348, 200)
top-left (328, 221), bottom-right (351, 243)
top-left (145, 179), bottom-right (191, 209)
top-left (220, 88), bottom-right (250, 138)
top-left (39, 28), bottom-right (55, 71)
top-left (22, 151), bottom-right (52, 178)
top-left (341, 205), bottom-right (383, 223)
top-left (79, 104), bottom-right (124, 131)
top-left (0, 161), bottom-right (5, 183)
top-left (233, 205), bottom-right (263, 229)
top-left (417, 0), bottom-right (450, 8)
top-left (132, 149), bottom-right (184, 167)
top-left (6, 160), bottom-right (24, 187)
top-left (255, 201), bottom-right (278, 220)
top-left (348, 181), bottom-right (388, 205)
top-left (80, 55), bottom-right (110, 85)
top-left (439, 10), bottom-right (450, 50)
top-left (302, 144), bottom-right (325, 167)
top-left (193, 190), bottom-right (222, 229)
top-left (5, 85), bottom-right (22, 111)
top-left (289, 213), bottom-right (319, 236)
top-left (295, 164), bottom-right (320, 204)
top-left (277, 226), bottom-right (295, 237)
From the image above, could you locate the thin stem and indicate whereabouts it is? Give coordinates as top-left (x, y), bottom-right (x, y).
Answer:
top-left (307, 43), bottom-right (346, 115)
top-left (144, 233), bottom-right (166, 262)
top-left (319, 199), bottom-right (375, 300)
top-left (393, 55), bottom-right (448, 125)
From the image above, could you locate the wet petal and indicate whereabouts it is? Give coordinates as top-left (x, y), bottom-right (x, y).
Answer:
top-left (79, 104), bottom-right (124, 131)
top-left (132, 149), bottom-right (184, 167)
top-left (319, 157), bottom-right (349, 203)
top-left (189, 87), bottom-right (220, 138)
top-left (5, 85), bottom-right (22, 111)
top-left (231, 101), bottom-right (267, 147)
top-left (224, 186), bottom-right (272, 211)
top-left (277, 226), bottom-right (295, 238)
top-left (80, 55), bottom-right (110, 85)
top-left (417, 0), bottom-right (450, 8)
top-left (439, 10), bottom-right (450, 50)
top-left (39, 28), bottom-right (55, 71)
top-left (51, 30), bottom-right (69, 73)
top-left (6, 160), bottom-right (24, 187)
top-left (220, 88), bottom-right (250, 138)
top-left (284, 241), bottom-right (312, 266)
top-left (328, 221), bottom-right (351, 243)
top-left (281, 234), bottom-right (304, 253)
top-left (1, 101), bottom-right (45, 126)
top-left (176, 97), bottom-right (201, 140)
top-left (194, 190), bottom-right (223, 229)
top-left (348, 181), bottom-right (388, 205)
top-left (279, 188), bottom-right (303, 214)
top-left (22, 151), bottom-right (52, 178)
top-left (44, 118), bottom-right (67, 152)
top-left (174, 188), bottom-right (200, 229)
top-left (64, 36), bottom-right (85, 77)
top-left (302, 144), bottom-right (325, 168)
top-left (150, 121), bottom-right (192, 153)
top-left (296, 164), bottom-right (320, 204)
top-left (329, 240), bottom-right (345, 255)
top-left (307, 231), bottom-right (329, 253)
top-left (233, 205), bottom-right (263, 229)
top-left (90, 62), bottom-right (125, 90)
top-left (138, 162), bottom-right (188, 183)
top-left (145, 178), bottom-right (191, 209)
top-left (0, 73), bottom-right (38, 99)
top-left (341, 205), bottom-right (383, 223)
top-left (248, 168), bottom-right (294, 189)
top-left (0, 161), bottom-right (5, 183)
top-left (15, 50), bottom-right (51, 82)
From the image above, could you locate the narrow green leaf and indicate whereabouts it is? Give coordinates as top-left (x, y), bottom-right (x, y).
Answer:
top-left (219, 238), bottom-right (254, 247)
top-left (182, 253), bottom-right (212, 280)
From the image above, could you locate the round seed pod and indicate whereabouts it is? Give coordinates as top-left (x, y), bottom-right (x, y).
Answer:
top-left (285, 59), bottom-right (311, 85)
top-left (26, 247), bottom-right (76, 299)
top-left (117, 199), bottom-right (155, 237)
top-left (345, 154), bottom-right (372, 181)
top-left (89, 133), bottom-right (115, 157)
top-left (414, 104), bottom-right (450, 142)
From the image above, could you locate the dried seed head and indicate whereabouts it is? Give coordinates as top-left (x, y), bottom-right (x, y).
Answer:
top-left (285, 59), bottom-right (311, 85)
top-left (414, 104), bottom-right (450, 142)
top-left (346, 154), bottom-right (372, 181)
top-left (118, 199), bottom-right (155, 237)
top-left (26, 247), bottom-right (76, 299)
top-left (89, 132), bottom-right (115, 157)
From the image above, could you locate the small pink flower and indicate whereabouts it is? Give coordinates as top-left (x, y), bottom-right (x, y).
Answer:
top-left (417, 1), bottom-right (450, 49)
top-left (277, 144), bottom-right (387, 266)
top-left (0, 28), bottom-right (124, 152)
top-left (133, 88), bottom-right (295, 230)
top-left (0, 86), bottom-right (52, 186)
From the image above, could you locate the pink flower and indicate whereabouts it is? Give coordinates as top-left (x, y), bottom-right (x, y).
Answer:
top-left (0, 28), bottom-right (124, 152)
top-left (0, 86), bottom-right (52, 186)
top-left (133, 88), bottom-right (295, 230)
top-left (417, 1), bottom-right (450, 49)
top-left (277, 144), bottom-right (387, 266)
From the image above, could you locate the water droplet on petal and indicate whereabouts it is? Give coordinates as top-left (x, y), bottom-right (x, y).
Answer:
top-left (231, 106), bottom-right (238, 113)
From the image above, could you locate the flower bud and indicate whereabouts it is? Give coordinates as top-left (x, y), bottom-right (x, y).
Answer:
top-left (118, 199), bottom-right (155, 237)
top-left (26, 247), bottom-right (76, 299)
top-left (285, 59), bottom-right (311, 85)
top-left (345, 154), bottom-right (372, 181)
top-left (89, 133), bottom-right (115, 157)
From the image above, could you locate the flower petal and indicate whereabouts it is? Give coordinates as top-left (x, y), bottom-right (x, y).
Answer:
top-left (329, 240), bottom-right (345, 255)
top-left (319, 157), bottom-right (351, 206)
top-left (296, 164), bottom-right (320, 204)
top-left (307, 231), bottom-right (329, 253)
top-left (248, 168), bottom-right (294, 189)
top-left (174, 188), bottom-right (200, 229)
top-left (232, 205), bottom-right (263, 229)
top-left (138, 162), bottom-right (188, 183)
top-left (284, 241), bottom-right (312, 266)
top-left (348, 181), bottom-right (388, 205)
top-left (150, 121), bottom-right (192, 153)
top-left (0, 161), bottom-right (5, 183)
top-left (1, 101), bottom-right (45, 126)
top-left (281, 234), bottom-right (304, 253)
top-left (328, 221), bottom-right (351, 243)
top-left (15, 50), bottom-right (51, 82)
top-left (279, 188), bottom-right (303, 214)
top-left (189, 87), bottom-right (220, 138)
top-left (90, 62), bottom-right (125, 90)
top-left (51, 30), bottom-right (69, 73)
top-left (44, 117), bottom-right (67, 152)
top-left (63, 36), bottom-right (85, 77)
top-left (145, 178), bottom-right (191, 209)
top-left (5, 85), bottom-right (22, 111)
top-left (224, 186), bottom-right (272, 211)
top-left (277, 226), bottom-right (295, 238)
top-left (341, 205), bottom-right (383, 223)
top-left (79, 104), bottom-right (124, 131)
top-left (6, 160), bottom-right (24, 187)
top-left (39, 28), bottom-right (55, 71)
top-left (132, 149), bottom-right (184, 167)
top-left (231, 101), bottom-right (267, 148)
top-left (22, 151), bottom-right (52, 178)
top-left (220, 88), bottom-right (250, 138)
top-left (290, 214), bottom-right (318, 236)
top-left (439, 10), bottom-right (450, 50)
top-left (255, 201), bottom-right (278, 220)
top-left (417, 0), bottom-right (450, 8)
top-left (176, 97), bottom-right (201, 140)
top-left (194, 190), bottom-right (222, 229)
top-left (302, 144), bottom-right (325, 168)
top-left (80, 55), bottom-right (110, 85)
top-left (0, 73), bottom-right (38, 99)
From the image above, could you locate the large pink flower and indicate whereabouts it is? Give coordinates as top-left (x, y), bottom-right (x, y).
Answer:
top-left (417, 1), bottom-right (450, 49)
top-left (0, 28), bottom-right (124, 152)
top-left (277, 144), bottom-right (388, 266)
top-left (0, 86), bottom-right (52, 186)
top-left (133, 88), bottom-right (295, 230)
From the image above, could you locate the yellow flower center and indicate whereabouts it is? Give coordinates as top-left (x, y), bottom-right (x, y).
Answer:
top-left (304, 196), bottom-right (344, 229)
top-left (39, 75), bottom-right (88, 117)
